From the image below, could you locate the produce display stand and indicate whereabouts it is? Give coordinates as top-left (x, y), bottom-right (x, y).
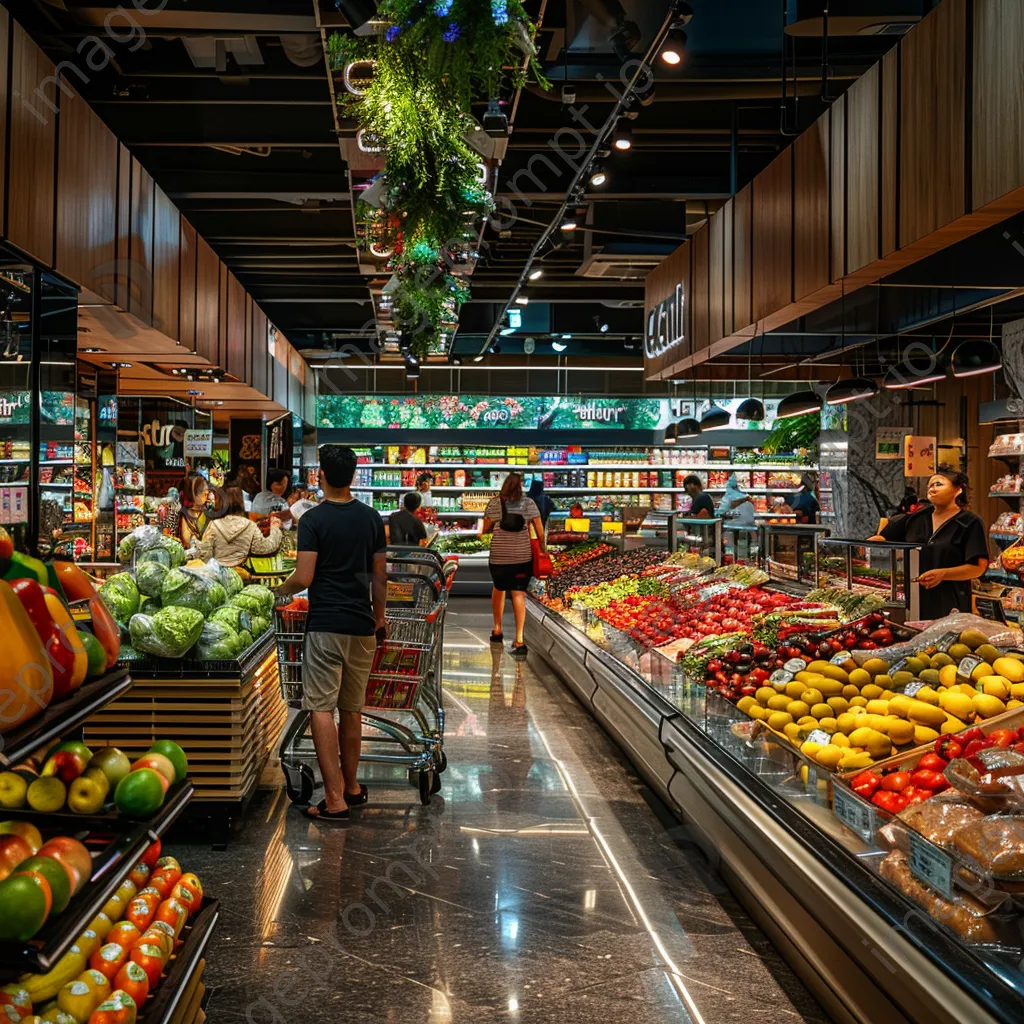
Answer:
top-left (83, 633), bottom-right (287, 842)
top-left (525, 595), bottom-right (1024, 1024)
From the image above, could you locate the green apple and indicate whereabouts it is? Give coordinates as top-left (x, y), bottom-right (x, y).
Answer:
top-left (88, 747), bottom-right (131, 789)
top-left (0, 772), bottom-right (27, 810)
top-left (26, 776), bottom-right (66, 813)
top-left (82, 766), bottom-right (110, 799)
top-left (68, 775), bottom-right (106, 815)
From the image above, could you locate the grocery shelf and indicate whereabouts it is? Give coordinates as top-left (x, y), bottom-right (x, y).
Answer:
top-left (989, 492), bottom-right (1023, 498)
top-left (0, 667), bottom-right (132, 768)
top-left (357, 461), bottom-right (815, 472)
top-left (989, 530), bottom-right (1024, 540)
top-left (0, 780), bottom-right (193, 977)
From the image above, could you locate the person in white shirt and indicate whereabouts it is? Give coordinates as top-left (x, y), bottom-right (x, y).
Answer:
top-left (415, 472), bottom-right (435, 508)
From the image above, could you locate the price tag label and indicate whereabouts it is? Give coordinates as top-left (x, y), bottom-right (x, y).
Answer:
top-left (833, 785), bottom-right (877, 842)
top-left (936, 630), bottom-right (961, 652)
top-left (902, 680), bottom-right (926, 697)
top-left (958, 655), bottom-right (983, 683)
top-left (831, 651), bottom-right (851, 665)
top-left (769, 669), bottom-right (794, 685)
top-left (805, 728), bottom-right (832, 746)
top-left (908, 831), bottom-right (953, 900)
top-left (784, 658), bottom-right (807, 674)
top-left (888, 658), bottom-right (908, 675)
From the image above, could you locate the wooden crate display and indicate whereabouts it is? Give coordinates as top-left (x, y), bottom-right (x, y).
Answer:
top-left (85, 649), bottom-right (286, 801)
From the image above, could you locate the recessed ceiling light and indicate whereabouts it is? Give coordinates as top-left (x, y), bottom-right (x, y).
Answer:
top-left (514, 295), bottom-right (529, 306)
top-left (551, 341), bottom-right (567, 352)
top-left (81, 347), bottom-right (103, 354)
top-left (528, 268), bottom-right (543, 280)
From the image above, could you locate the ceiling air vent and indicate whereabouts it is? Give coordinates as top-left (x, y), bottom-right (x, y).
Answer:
top-left (576, 254), bottom-right (662, 280)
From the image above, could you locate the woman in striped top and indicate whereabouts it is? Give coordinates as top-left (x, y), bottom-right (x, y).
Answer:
top-left (481, 473), bottom-right (545, 657)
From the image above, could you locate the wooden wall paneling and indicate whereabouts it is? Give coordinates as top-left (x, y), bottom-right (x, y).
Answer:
top-left (115, 144), bottom-right (131, 310)
top-left (273, 342), bottom-right (289, 409)
top-left (152, 186), bottom-right (179, 340)
top-left (722, 199), bottom-right (734, 336)
top-left (972, 0), bottom-right (1024, 210)
top-left (691, 225), bottom-right (709, 357)
top-left (793, 111), bottom-right (830, 300)
top-left (178, 218), bottom-right (196, 352)
top-left (733, 184), bottom-right (752, 329)
top-left (881, 47), bottom-right (899, 256)
top-left (642, 240), bottom-right (690, 378)
top-left (830, 93), bottom-right (846, 281)
top-left (129, 158), bottom-right (154, 323)
top-left (753, 147), bottom-right (793, 321)
top-left (845, 64), bottom-right (880, 274)
top-left (900, 0), bottom-right (966, 245)
top-left (251, 305), bottom-right (268, 397)
top-left (708, 208), bottom-right (725, 344)
top-left (226, 272), bottom-right (246, 380)
top-left (243, 293), bottom-right (253, 387)
top-left (0, 11), bottom-right (10, 236)
top-left (218, 263), bottom-right (228, 370)
top-left (195, 236), bottom-right (219, 364)
top-left (56, 84), bottom-right (117, 300)
top-left (8, 23), bottom-right (56, 265)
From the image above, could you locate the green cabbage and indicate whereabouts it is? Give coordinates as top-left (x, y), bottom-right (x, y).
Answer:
top-left (210, 605), bottom-right (252, 634)
top-left (250, 613), bottom-right (271, 638)
top-left (242, 584), bottom-right (275, 613)
top-left (137, 546), bottom-right (171, 567)
top-left (236, 628), bottom-right (253, 651)
top-left (129, 605), bottom-right (204, 658)
top-left (193, 621), bottom-right (242, 661)
top-left (118, 533), bottom-right (137, 564)
top-left (135, 560), bottom-right (169, 598)
top-left (99, 573), bottom-right (140, 624)
top-left (161, 568), bottom-right (226, 616)
top-left (139, 596), bottom-right (160, 616)
top-left (230, 592), bottom-right (264, 616)
top-left (224, 567), bottom-right (243, 597)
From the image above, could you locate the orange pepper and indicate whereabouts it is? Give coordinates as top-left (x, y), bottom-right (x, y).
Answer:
top-left (53, 559), bottom-right (98, 602)
top-left (0, 579), bottom-right (54, 734)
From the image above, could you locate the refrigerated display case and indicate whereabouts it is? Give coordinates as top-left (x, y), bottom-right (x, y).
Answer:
top-left (817, 537), bottom-right (923, 620)
top-left (761, 523), bottom-right (832, 587)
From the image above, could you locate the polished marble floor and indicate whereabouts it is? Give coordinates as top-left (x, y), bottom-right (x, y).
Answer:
top-left (175, 599), bottom-right (829, 1023)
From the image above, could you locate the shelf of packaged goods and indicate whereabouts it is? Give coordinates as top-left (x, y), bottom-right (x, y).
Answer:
top-left (0, 780), bottom-right (193, 978)
top-left (40, 481), bottom-right (73, 489)
top-left (990, 531), bottom-right (1024, 541)
top-left (0, 668), bottom-right (132, 768)
top-left (989, 492), bottom-right (1023, 498)
top-left (358, 461), bottom-right (815, 472)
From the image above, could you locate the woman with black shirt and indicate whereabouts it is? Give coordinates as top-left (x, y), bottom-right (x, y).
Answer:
top-left (874, 467), bottom-right (989, 620)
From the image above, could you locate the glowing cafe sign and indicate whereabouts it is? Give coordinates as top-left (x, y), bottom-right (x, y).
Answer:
top-left (645, 282), bottom-right (685, 360)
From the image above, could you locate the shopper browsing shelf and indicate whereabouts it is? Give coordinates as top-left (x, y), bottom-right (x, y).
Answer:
top-left (872, 467), bottom-right (989, 619)
top-left (683, 474), bottom-right (715, 519)
top-left (416, 472), bottom-right (435, 508)
top-left (717, 473), bottom-right (756, 526)
top-left (790, 473), bottom-right (820, 524)
top-left (389, 491), bottom-right (428, 546)
top-left (527, 479), bottom-right (555, 526)
top-left (198, 485), bottom-right (283, 568)
top-left (276, 445), bottom-right (388, 822)
top-left (481, 473), bottom-right (546, 657)
top-left (252, 468), bottom-right (292, 520)
top-left (174, 472), bottom-right (210, 549)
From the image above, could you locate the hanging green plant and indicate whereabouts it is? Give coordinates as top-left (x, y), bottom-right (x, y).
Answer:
top-left (329, 0), bottom-right (548, 358)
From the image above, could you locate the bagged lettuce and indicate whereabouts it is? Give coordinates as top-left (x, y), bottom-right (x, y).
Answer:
top-left (99, 573), bottom-right (140, 624)
top-left (242, 584), bottom-right (275, 614)
top-left (230, 591), bottom-right (264, 616)
top-left (121, 525), bottom-right (186, 568)
top-left (161, 567), bottom-right (226, 616)
top-left (194, 558), bottom-right (243, 598)
top-left (136, 560), bottom-right (169, 599)
top-left (236, 628), bottom-right (254, 651)
top-left (139, 595), bottom-right (160, 616)
top-left (193, 621), bottom-right (242, 661)
top-left (210, 604), bottom-right (252, 634)
top-left (129, 605), bottom-right (204, 658)
top-left (250, 613), bottom-right (271, 638)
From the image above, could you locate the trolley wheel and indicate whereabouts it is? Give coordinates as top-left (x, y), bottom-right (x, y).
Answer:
top-left (418, 770), bottom-right (434, 805)
top-left (435, 750), bottom-right (448, 774)
top-left (285, 763), bottom-right (315, 805)
top-left (430, 770), bottom-right (442, 795)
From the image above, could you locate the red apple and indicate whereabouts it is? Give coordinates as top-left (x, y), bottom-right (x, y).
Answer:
top-left (42, 750), bottom-right (87, 785)
top-left (0, 834), bottom-right (33, 881)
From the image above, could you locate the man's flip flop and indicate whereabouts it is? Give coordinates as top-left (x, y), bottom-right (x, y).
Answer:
top-left (345, 784), bottom-right (369, 807)
top-left (303, 799), bottom-right (350, 822)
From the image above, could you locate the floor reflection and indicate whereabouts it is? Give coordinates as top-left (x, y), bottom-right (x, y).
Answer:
top-left (174, 599), bottom-right (829, 1023)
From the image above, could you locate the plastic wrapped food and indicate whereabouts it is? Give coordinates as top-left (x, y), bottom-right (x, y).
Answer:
top-left (161, 567), bottom-right (226, 617)
top-left (193, 621), bottom-right (243, 661)
top-left (897, 795), bottom-right (984, 849)
top-left (879, 850), bottom-right (1001, 943)
top-left (99, 572), bottom-right (141, 624)
top-left (193, 558), bottom-right (243, 598)
top-left (128, 605), bottom-right (204, 659)
top-left (121, 525), bottom-right (187, 568)
top-left (863, 612), bottom-right (1022, 666)
top-left (953, 815), bottom-right (1024, 878)
top-left (241, 584), bottom-right (275, 614)
top-left (135, 560), bottom-right (169, 599)
top-left (210, 605), bottom-right (252, 634)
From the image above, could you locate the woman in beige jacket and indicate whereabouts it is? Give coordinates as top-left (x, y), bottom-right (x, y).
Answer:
top-left (198, 485), bottom-right (283, 567)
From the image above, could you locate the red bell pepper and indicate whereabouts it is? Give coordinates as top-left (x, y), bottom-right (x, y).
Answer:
top-left (963, 739), bottom-right (992, 759)
top-left (872, 790), bottom-right (908, 813)
top-left (910, 768), bottom-right (948, 791)
top-left (53, 559), bottom-right (97, 603)
top-left (904, 788), bottom-right (931, 805)
top-left (880, 771), bottom-right (911, 792)
top-left (935, 737), bottom-right (963, 762)
top-left (959, 726), bottom-right (985, 745)
top-left (917, 752), bottom-right (948, 773)
top-left (10, 578), bottom-right (77, 699)
top-left (850, 771), bottom-right (880, 797)
top-left (987, 730), bottom-right (1016, 749)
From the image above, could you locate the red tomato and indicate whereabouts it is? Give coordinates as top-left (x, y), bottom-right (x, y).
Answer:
top-left (89, 942), bottom-right (129, 982)
top-left (112, 961), bottom-right (150, 1007)
top-left (850, 772), bottom-right (880, 797)
top-left (910, 769), bottom-right (949, 791)
top-left (916, 752), bottom-right (948, 773)
top-left (880, 771), bottom-right (911, 793)
top-left (872, 790), bottom-right (908, 813)
top-left (138, 838), bottom-right (162, 869)
top-left (129, 942), bottom-right (166, 988)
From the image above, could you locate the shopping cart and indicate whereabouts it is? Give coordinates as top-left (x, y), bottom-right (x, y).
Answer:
top-left (275, 546), bottom-right (454, 806)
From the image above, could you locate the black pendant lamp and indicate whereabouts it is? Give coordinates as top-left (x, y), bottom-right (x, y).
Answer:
top-left (700, 403), bottom-right (730, 431)
top-left (825, 377), bottom-right (878, 406)
top-left (677, 416), bottom-right (702, 439)
top-left (951, 339), bottom-right (1001, 378)
top-left (663, 422), bottom-right (678, 445)
top-left (736, 397), bottom-right (765, 421)
top-left (775, 390), bottom-right (823, 420)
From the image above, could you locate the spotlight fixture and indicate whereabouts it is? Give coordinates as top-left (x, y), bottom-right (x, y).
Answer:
top-left (663, 422), bottom-right (678, 445)
top-left (951, 339), bottom-right (1002, 378)
top-left (561, 333), bottom-right (572, 339)
top-left (735, 397), bottom-right (765, 421)
top-left (560, 216), bottom-right (578, 232)
top-left (593, 315), bottom-right (609, 333)
top-left (825, 377), bottom-right (879, 405)
top-left (775, 390), bottom-right (823, 419)
top-left (528, 268), bottom-right (543, 280)
top-left (336, 0), bottom-right (378, 34)
top-left (612, 119), bottom-right (633, 151)
top-left (81, 347), bottom-right (103, 354)
top-left (514, 295), bottom-right (529, 306)
top-left (660, 28), bottom-right (688, 65)
top-left (677, 417), bottom-right (702, 439)
top-left (404, 356), bottom-right (420, 379)
top-left (699, 403), bottom-right (730, 430)
top-left (589, 164), bottom-right (608, 187)
top-left (500, 327), bottom-right (516, 336)
top-left (451, 355), bottom-right (463, 366)
top-left (551, 341), bottom-right (567, 353)
top-left (473, 354), bottom-right (485, 362)
top-left (111, 362), bottom-right (132, 369)
top-left (482, 97), bottom-right (509, 139)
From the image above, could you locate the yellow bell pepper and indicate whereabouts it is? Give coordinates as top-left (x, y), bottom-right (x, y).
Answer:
top-left (43, 591), bottom-right (87, 690)
top-left (0, 579), bottom-right (54, 734)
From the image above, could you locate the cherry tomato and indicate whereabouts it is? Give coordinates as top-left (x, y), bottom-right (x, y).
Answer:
top-left (89, 942), bottom-right (129, 982)
top-left (112, 961), bottom-right (149, 1008)
top-left (129, 943), bottom-right (166, 989)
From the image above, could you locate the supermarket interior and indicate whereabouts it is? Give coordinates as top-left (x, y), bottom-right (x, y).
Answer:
top-left (9, 1), bottom-right (1024, 1023)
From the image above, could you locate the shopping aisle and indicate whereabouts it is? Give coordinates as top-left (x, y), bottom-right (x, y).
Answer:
top-left (175, 599), bottom-right (828, 1023)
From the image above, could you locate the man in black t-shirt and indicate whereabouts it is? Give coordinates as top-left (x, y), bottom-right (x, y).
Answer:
top-left (277, 445), bottom-right (387, 821)
top-left (683, 474), bottom-right (715, 518)
top-left (389, 491), bottom-right (428, 547)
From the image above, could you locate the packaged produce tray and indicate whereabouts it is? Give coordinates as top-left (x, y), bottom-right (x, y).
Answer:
top-left (119, 630), bottom-right (275, 679)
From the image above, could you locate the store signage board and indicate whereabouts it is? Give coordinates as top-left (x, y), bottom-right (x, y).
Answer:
top-left (876, 427), bottom-right (911, 461)
top-left (645, 283), bottom-right (685, 359)
top-left (904, 435), bottom-right (937, 477)
top-left (183, 429), bottom-right (213, 457)
top-left (644, 240), bottom-right (689, 379)
top-left (974, 595), bottom-right (1008, 624)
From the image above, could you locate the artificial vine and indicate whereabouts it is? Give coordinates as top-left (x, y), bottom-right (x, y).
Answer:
top-left (328, 1), bottom-right (547, 357)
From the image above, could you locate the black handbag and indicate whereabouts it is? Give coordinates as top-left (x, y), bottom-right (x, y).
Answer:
top-left (499, 498), bottom-right (525, 532)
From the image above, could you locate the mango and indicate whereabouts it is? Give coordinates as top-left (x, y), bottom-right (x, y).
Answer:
top-left (1009, 699), bottom-right (1024, 710)
top-left (907, 701), bottom-right (946, 727)
top-left (839, 750), bottom-right (875, 770)
top-left (836, 713), bottom-right (860, 735)
top-left (860, 683), bottom-right (883, 700)
top-left (1011, 682), bottom-right (1024, 699)
top-left (767, 694), bottom-right (792, 711)
top-left (971, 662), bottom-right (995, 683)
top-left (994, 658), bottom-right (1024, 684)
top-left (768, 711), bottom-right (794, 731)
top-left (847, 669), bottom-right (871, 688)
top-left (801, 689), bottom-right (824, 707)
top-left (783, 723), bottom-right (802, 741)
top-left (737, 696), bottom-right (758, 714)
top-left (960, 629), bottom-right (989, 650)
top-left (874, 675), bottom-right (894, 691)
top-left (947, 644), bottom-right (972, 661)
top-left (797, 716), bottom-right (819, 727)
top-left (815, 745), bottom-right (844, 770)
top-left (940, 718), bottom-right (966, 734)
top-left (800, 740), bottom-right (823, 759)
top-left (811, 703), bottom-right (832, 720)
top-left (819, 666), bottom-right (850, 684)
top-left (905, 656), bottom-right (928, 675)
top-left (755, 686), bottom-right (777, 704)
top-left (913, 725), bottom-right (940, 745)
top-left (787, 701), bottom-right (810, 720)
top-left (862, 658), bottom-right (889, 678)
top-left (977, 644), bottom-right (1001, 665)
top-left (915, 686), bottom-right (940, 705)
top-left (827, 697), bottom-right (850, 715)
top-left (842, 683), bottom-right (861, 699)
top-left (785, 681), bottom-right (807, 699)
top-left (887, 719), bottom-right (915, 745)
top-left (747, 705), bottom-right (767, 720)
top-left (932, 652), bottom-right (954, 667)
top-left (831, 732), bottom-right (851, 748)
top-left (888, 695), bottom-right (914, 718)
top-left (972, 693), bottom-right (1007, 719)
top-left (938, 691), bottom-right (974, 720)
top-left (805, 661), bottom-right (833, 675)
top-left (795, 671), bottom-right (825, 686)
top-left (866, 700), bottom-right (890, 716)
top-left (891, 671), bottom-right (914, 688)
top-left (817, 717), bottom-right (837, 733)
top-left (849, 696), bottom-right (868, 708)
top-left (919, 669), bottom-right (940, 687)
top-left (981, 676), bottom-right (1011, 700)
top-left (938, 664), bottom-right (959, 688)
top-left (815, 679), bottom-right (845, 696)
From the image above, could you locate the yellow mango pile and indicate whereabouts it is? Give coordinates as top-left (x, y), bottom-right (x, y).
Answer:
top-left (736, 628), bottom-right (1024, 772)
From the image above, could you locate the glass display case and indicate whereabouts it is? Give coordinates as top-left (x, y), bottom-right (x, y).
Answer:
top-left (673, 516), bottom-right (723, 563)
top-left (816, 537), bottom-right (923, 620)
top-left (761, 522), bottom-right (832, 587)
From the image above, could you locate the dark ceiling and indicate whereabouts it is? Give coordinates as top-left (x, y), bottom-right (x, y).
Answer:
top-left (7, 0), bottom-right (935, 365)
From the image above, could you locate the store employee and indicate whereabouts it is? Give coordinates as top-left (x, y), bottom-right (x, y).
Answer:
top-left (872, 467), bottom-right (989, 620)
top-left (683, 474), bottom-right (714, 518)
